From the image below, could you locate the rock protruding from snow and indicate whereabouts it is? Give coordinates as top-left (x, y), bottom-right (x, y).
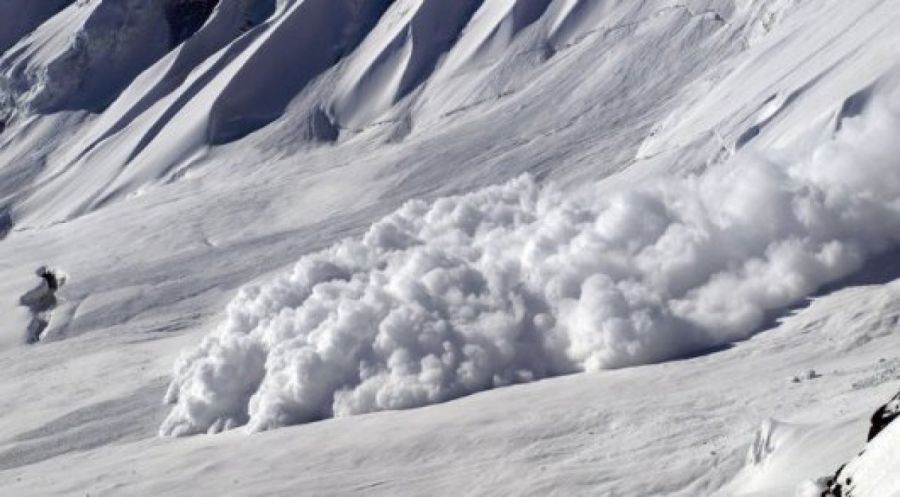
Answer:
top-left (821, 390), bottom-right (900, 497)
top-left (161, 86), bottom-right (900, 436)
top-left (867, 390), bottom-right (900, 442)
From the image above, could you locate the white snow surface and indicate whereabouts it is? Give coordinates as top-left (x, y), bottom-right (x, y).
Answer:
top-left (1, 0), bottom-right (900, 495)
top-left (835, 419), bottom-right (900, 497)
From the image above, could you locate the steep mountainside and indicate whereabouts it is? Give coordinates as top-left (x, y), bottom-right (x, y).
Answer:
top-left (1, 1), bottom-right (900, 495)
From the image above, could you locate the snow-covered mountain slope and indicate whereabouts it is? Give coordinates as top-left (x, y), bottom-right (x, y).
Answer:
top-left (6, 0), bottom-right (883, 227)
top-left (2, 0), bottom-right (900, 495)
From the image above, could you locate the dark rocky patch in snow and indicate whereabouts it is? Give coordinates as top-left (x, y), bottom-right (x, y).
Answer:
top-left (866, 390), bottom-right (900, 442)
top-left (820, 389), bottom-right (900, 496)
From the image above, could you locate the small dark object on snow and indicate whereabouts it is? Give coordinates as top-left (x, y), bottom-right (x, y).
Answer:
top-left (39, 266), bottom-right (60, 291)
top-left (19, 266), bottom-right (67, 343)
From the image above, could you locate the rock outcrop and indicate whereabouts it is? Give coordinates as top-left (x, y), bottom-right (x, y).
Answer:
top-left (821, 390), bottom-right (900, 497)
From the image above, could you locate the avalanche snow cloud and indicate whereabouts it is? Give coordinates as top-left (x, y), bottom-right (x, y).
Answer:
top-left (161, 85), bottom-right (900, 437)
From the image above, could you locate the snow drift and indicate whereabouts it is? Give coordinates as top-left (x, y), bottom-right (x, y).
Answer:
top-left (160, 81), bottom-right (900, 436)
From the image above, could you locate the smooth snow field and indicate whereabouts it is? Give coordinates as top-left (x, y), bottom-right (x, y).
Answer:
top-left (2, 0), bottom-right (900, 496)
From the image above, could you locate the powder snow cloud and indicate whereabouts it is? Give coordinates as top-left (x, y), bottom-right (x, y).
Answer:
top-left (160, 83), bottom-right (900, 436)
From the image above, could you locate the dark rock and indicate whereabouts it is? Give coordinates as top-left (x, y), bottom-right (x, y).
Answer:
top-left (820, 390), bottom-right (900, 496)
top-left (868, 390), bottom-right (900, 442)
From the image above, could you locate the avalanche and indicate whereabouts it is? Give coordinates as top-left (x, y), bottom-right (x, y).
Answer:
top-left (2, 0), bottom-right (900, 495)
top-left (161, 76), bottom-right (900, 435)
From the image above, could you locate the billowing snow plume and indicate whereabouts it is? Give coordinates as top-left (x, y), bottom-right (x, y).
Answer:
top-left (161, 86), bottom-right (900, 436)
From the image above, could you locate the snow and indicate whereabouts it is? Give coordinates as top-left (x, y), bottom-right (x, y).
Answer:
top-left (163, 82), bottom-right (900, 435)
top-left (727, 417), bottom-right (864, 496)
top-left (6, 277), bottom-right (900, 496)
top-left (1, 0), bottom-right (900, 495)
top-left (0, 0), bottom-right (71, 57)
top-left (837, 417), bottom-right (900, 497)
top-left (0, 0), bottom-right (173, 114)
